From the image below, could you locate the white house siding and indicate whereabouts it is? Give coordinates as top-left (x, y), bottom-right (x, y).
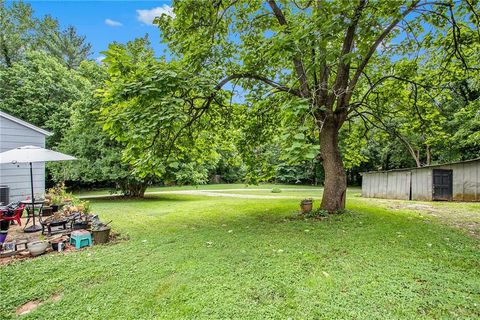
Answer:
top-left (0, 116), bottom-right (46, 202)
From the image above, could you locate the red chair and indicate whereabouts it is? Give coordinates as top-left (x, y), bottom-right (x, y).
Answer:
top-left (0, 203), bottom-right (26, 226)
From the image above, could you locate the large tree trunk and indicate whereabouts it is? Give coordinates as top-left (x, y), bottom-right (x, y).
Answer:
top-left (319, 116), bottom-right (347, 213)
top-left (118, 179), bottom-right (148, 198)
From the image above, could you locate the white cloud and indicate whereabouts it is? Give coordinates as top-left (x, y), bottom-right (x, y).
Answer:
top-left (136, 5), bottom-right (174, 25)
top-left (95, 55), bottom-right (105, 64)
top-left (105, 18), bottom-right (123, 27)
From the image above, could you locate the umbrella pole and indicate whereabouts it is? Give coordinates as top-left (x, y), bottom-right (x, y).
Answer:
top-left (24, 162), bottom-right (41, 233)
top-left (30, 162), bottom-right (35, 224)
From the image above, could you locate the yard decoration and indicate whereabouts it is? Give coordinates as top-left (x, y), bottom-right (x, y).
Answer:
top-left (27, 240), bottom-right (48, 256)
top-left (300, 199), bottom-right (313, 214)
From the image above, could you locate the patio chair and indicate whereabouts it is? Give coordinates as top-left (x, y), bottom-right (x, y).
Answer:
top-left (1, 202), bottom-right (26, 226)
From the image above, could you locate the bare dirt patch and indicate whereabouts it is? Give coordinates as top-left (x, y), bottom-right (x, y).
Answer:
top-left (388, 201), bottom-right (480, 239)
top-left (15, 293), bottom-right (63, 316)
top-left (16, 299), bottom-right (42, 316)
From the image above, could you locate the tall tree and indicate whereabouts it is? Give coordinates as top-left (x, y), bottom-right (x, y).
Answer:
top-left (99, 38), bottom-right (227, 186)
top-left (49, 61), bottom-right (152, 197)
top-left (39, 25), bottom-right (92, 69)
top-left (0, 50), bottom-right (84, 145)
top-left (0, 0), bottom-right (35, 66)
top-left (0, 1), bottom-right (91, 69)
top-left (150, 0), bottom-right (478, 212)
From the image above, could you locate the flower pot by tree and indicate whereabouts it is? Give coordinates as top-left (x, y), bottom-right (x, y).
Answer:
top-left (300, 199), bottom-right (313, 213)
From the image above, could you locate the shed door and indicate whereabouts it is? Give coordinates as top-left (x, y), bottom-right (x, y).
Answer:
top-left (433, 169), bottom-right (453, 201)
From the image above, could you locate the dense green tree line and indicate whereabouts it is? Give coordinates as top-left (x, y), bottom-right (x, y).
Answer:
top-left (0, 1), bottom-right (479, 203)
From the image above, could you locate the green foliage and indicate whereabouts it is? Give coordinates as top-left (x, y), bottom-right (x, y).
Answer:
top-left (0, 0), bottom-right (90, 69)
top-left (48, 60), bottom-right (150, 196)
top-left (2, 0), bottom-right (479, 195)
top-left (153, 0), bottom-right (478, 193)
top-left (0, 50), bottom-right (84, 145)
top-left (98, 38), bottom-right (235, 185)
top-left (0, 0), bottom-right (35, 66)
top-left (271, 187), bottom-right (281, 193)
top-left (39, 25), bottom-right (92, 70)
top-left (45, 182), bottom-right (77, 205)
top-left (304, 208), bottom-right (329, 219)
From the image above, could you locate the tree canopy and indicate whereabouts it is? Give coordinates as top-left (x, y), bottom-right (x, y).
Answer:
top-left (96, 0), bottom-right (479, 210)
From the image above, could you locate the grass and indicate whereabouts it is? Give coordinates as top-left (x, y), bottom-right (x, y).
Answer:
top-left (1, 185), bottom-right (479, 319)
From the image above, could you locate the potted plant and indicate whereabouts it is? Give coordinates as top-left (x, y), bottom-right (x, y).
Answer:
top-left (0, 220), bottom-right (9, 246)
top-left (45, 182), bottom-right (78, 212)
top-left (300, 198), bottom-right (313, 213)
top-left (45, 190), bottom-right (63, 213)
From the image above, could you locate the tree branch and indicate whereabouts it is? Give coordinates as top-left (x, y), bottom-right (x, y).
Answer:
top-left (267, 0), bottom-right (311, 98)
top-left (346, 1), bottom-right (420, 99)
top-left (330, 0), bottom-right (367, 112)
top-left (213, 73), bottom-right (302, 96)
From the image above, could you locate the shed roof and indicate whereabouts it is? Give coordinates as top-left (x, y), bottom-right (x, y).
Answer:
top-left (0, 111), bottom-right (52, 136)
top-left (361, 157), bottom-right (480, 175)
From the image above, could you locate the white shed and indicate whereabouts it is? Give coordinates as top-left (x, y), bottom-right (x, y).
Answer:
top-left (0, 111), bottom-right (52, 202)
top-left (361, 158), bottom-right (480, 202)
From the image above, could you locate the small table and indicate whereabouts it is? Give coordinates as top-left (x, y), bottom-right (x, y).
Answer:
top-left (21, 200), bottom-right (45, 233)
top-left (41, 217), bottom-right (69, 236)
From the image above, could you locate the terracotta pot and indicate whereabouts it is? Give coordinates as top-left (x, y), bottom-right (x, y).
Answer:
top-left (300, 200), bottom-right (313, 213)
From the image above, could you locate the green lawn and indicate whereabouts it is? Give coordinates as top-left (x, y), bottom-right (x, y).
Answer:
top-left (1, 186), bottom-right (479, 319)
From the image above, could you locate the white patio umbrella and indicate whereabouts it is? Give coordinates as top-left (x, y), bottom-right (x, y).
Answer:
top-left (0, 145), bottom-right (76, 232)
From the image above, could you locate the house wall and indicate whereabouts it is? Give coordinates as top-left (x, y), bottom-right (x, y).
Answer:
top-left (0, 116), bottom-right (46, 203)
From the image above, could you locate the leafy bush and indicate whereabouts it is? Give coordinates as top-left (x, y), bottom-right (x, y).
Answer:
top-left (271, 187), bottom-right (282, 193)
top-left (305, 208), bottom-right (329, 218)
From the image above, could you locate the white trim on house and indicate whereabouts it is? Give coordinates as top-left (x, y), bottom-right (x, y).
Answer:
top-left (0, 111), bottom-right (52, 136)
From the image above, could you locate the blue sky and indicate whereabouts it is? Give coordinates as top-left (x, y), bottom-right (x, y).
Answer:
top-left (16, 0), bottom-right (174, 60)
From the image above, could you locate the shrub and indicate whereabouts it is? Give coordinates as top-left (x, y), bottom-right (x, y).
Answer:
top-left (305, 208), bottom-right (329, 219)
top-left (271, 187), bottom-right (282, 193)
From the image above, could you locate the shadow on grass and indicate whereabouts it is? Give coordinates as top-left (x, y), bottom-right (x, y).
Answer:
top-left (89, 194), bottom-right (209, 203)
